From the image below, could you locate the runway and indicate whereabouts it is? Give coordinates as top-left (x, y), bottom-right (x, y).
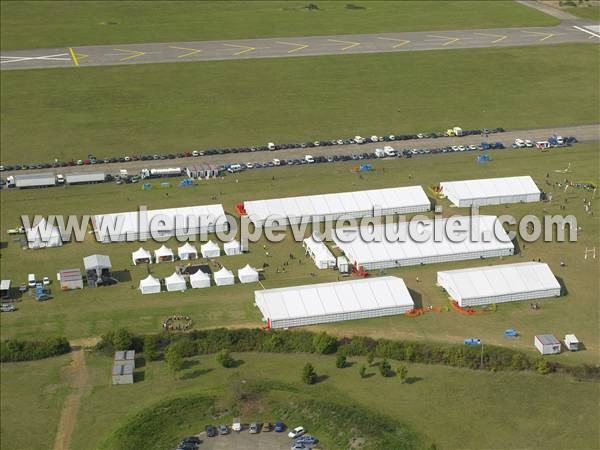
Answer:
top-left (1, 23), bottom-right (598, 71)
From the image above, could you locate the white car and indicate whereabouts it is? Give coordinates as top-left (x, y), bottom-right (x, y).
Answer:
top-left (370, 135), bottom-right (379, 142)
top-left (267, 142), bottom-right (276, 150)
top-left (458, 145), bottom-right (466, 151)
top-left (288, 426), bottom-right (305, 439)
top-left (514, 139), bottom-right (525, 148)
top-left (56, 174), bottom-right (65, 184)
top-left (43, 277), bottom-right (50, 286)
top-left (305, 155), bottom-right (315, 163)
top-left (273, 159), bottom-right (281, 166)
top-left (245, 163), bottom-right (254, 169)
top-left (524, 140), bottom-right (533, 147)
top-left (28, 274), bottom-right (36, 288)
top-left (192, 150), bottom-right (200, 157)
top-left (468, 144), bottom-right (477, 151)
top-left (232, 418), bottom-right (242, 432)
top-left (451, 145), bottom-right (460, 152)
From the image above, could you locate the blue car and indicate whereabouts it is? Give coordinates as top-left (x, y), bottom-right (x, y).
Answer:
top-left (274, 422), bottom-right (285, 432)
top-left (295, 435), bottom-right (318, 445)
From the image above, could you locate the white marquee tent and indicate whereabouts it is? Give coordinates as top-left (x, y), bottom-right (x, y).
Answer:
top-left (132, 247), bottom-right (152, 265)
top-left (139, 275), bottom-right (161, 294)
top-left (201, 240), bottom-right (221, 258)
top-left (178, 242), bottom-right (198, 260)
top-left (214, 267), bottom-right (234, 286)
top-left (243, 185), bottom-right (431, 227)
top-left (154, 245), bottom-right (174, 263)
top-left (189, 270), bottom-right (210, 289)
top-left (439, 176), bottom-right (541, 207)
top-left (224, 240), bottom-right (242, 256)
top-left (303, 233), bottom-right (336, 269)
top-left (92, 204), bottom-right (227, 243)
top-left (26, 218), bottom-right (63, 249)
top-left (165, 272), bottom-right (187, 292)
top-left (437, 262), bottom-right (561, 307)
top-left (238, 264), bottom-right (259, 284)
top-left (255, 276), bottom-right (414, 329)
top-left (333, 215), bottom-right (514, 270)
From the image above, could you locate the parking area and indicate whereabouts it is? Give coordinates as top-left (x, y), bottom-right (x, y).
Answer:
top-left (197, 431), bottom-right (292, 450)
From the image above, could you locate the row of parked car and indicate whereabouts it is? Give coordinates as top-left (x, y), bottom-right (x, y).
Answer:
top-left (0, 126), bottom-right (505, 172)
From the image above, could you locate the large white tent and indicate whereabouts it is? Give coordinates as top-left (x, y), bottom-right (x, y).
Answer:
top-left (255, 276), bottom-right (414, 329)
top-left (154, 245), bottom-right (174, 263)
top-left (238, 264), bottom-right (259, 284)
top-left (303, 233), bottom-right (336, 269)
top-left (132, 247), bottom-right (152, 265)
top-left (437, 262), bottom-right (561, 307)
top-left (165, 272), bottom-right (187, 292)
top-left (26, 218), bottom-right (63, 249)
top-left (139, 275), bottom-right (161, 294)
top-left (214, 267), bottom-right (234, 286)
top-left (333, 215), bottom-right (514, 270)
top-left (92, 204), bottom-right (227, 243)
top-left (439, 176), bottom-right (540, 207)
top-left (224, 240), bottom-right (242, 256)
top-left (189, 270), bottom-right (210, 288)
top-left (201, 240), bottom-right (221, 258)
top-left (243, 186), bottom-right (430, 227)
top-left (177, 242), bottom-right (198, 260)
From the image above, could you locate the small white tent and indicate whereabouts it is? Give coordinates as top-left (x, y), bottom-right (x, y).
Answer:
top-left (201, 240), bottom-right (220, 258)
top-left (165, 272), bottom-right (187, 292)
top-left (214, 267), bottom-right (234, 286)
top-left (26, 218), bottom-right (63, 249)
top-left (132, 247), bottom-right (152, 265)
top-left (189, 270), bottom-right (210, 289)
top-left (224, 240), bottom-right (242, 256)
top-left (177, 242), bottom-right (198, 260)
top-left (238, 264), bottom-right (259, 284)
top-left (139, 275), bottom-right (161, 294)
top-left (154, 245), bottom-right (174, 263)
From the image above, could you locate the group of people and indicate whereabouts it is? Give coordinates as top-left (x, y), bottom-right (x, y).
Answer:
top-left (162, 315), bottom-right (193, 331)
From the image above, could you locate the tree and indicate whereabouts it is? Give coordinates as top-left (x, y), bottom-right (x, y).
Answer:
top-left (335, 354), bottom-right (347, 369)
top-left (216, 349), bottom-right (235, 368)
top-left (143, 335), bottom-right (159, 361)
top-left (313, 332), bottom-right (338, 354)
top-left (164, 344), bottom-right (184, 376)
top-left (379, 358), bottom-right (391, 377)
top-left (396, 365), bottom-right (408, 383)
top-left (358, 365), bottom-right (367, 378)
top-left (366, 351), bottom-right (375, 366)
top-left (302, 363), bottom-right (317, 384)
top-left (535, 358), bottom-right (552, 375)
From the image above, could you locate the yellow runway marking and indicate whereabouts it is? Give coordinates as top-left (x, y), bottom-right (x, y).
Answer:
top-left (113, 48), bottom-right (145, 61)
top-left (68, 47), bottom-right (79, 66)
top-left (474, 32), bottom-right (508, 44)
top-left (276, 41), bottom-right (309, 53)
top-left (426, 35), bottom-right (460, 46)
top-left (224, 43), bottom-right (256, 55)
top-left (377, 37), bottom-right (411, 48)
top-left (169, 45), bottom-right (202, 58)
top-left (328, 39), bottom-right (360, 50)
top-left (521, 31), bottom-right (560, 42)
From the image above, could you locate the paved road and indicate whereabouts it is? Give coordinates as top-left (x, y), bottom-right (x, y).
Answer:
top-left (2, 124), bottom-right (597, 179)
top-left (1, 23), bottom-right (598, 71)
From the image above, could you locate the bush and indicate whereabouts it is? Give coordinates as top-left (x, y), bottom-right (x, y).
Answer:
top-left (0, 337), bottom-right (71, 362)
top-left (216, 349), bottom-right (235, 368)
top-left (302, 363), bottom-right (317, 384)
top-left (335, 354), bottom-right (347, 368)
top-left (164, 343), bottom-right (184, 375)
top-left (313, 332), bottom-right (338, 354)
top-left (535, 358), bottom-right (552, 375)
top-left (396, 365), bottom-right (408, 383)
top-left (359, 364), bottom-right (367, 378)
top-left (143, 335), bottom-right (160, 361)
top-left (379, 358), bottom-right (392, 377)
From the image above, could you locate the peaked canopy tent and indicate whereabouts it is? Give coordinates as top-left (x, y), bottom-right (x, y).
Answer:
top-left (439, 176), bottom-right (541, 207)
top-left (243, 185), bottom-right (431, 227)
top-left (201, 240), bottom-right (221, 258)
top-left (333, 215), bottom-right (514, 270)
top-left (238, 264), bottom-right (259, 284)
top-left (165, 272), bottom-right (187, 292)
top-left (224, 240), bottom-right (242, 256)
top-left (189, 270), bottom-right (210, 288)
top-left (437, 262), bottom-right (561, 307)
top-left (255, 276), bottom-right (414, 329)
top-left (92, 204), bottom-right (227, 243)
top-left (154, 245), bottom-right (174, 263)
top-left (132, 247), bottom-right (152, 265)
top-left (177, 242), bottom-right (198, 260)
top-left (303, 233), bottom-right (336, 269)
top-left (214, 267), bottom-right (234, 286)
top-left (26, 218), bottom-right (63, 249)
top-left (139, 275), bottom-right (161, 294)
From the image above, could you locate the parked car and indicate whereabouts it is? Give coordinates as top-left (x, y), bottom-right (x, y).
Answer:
top-left (232, 418), bottom-right (242, 432)
top-left (274, 422), bottom-right (285, 432)
top-left (1, 304), bottom-right (17, 312)
top-left (218, 424), bottom-right (229, 435)
top-left (43, 277), bottom-right (50, 286)
top-left (205, 425), bottom-right (217, 437)
top-left (288, 426), bottom-right (305, 439)
top-left (249, 423), bottom-right (259, 434)
top-left (263, 422), bottom-right (273, 432)
top-left (291, 443), bottom-right (306, 450)
top-left (295, 435), bottom-right (318, 445)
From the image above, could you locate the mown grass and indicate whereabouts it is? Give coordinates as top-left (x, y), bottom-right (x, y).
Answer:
top-left (0, 1), bottom-right (559, 50)
top-left (1, 143), bottom-right (598, 365)
top-left (566, 4), bottom-right (600, 20)
top-left (1, 44), bottom-right (598, 165)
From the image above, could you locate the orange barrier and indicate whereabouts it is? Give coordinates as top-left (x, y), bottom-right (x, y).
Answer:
top-left (450, 300), bottom-right (483, 316)
top-left (351, 263), bottom-right (369, 278)
top-left (406, 306), bottom-right (442, 317)
top-left (234, 203), bottom-right (247, 216)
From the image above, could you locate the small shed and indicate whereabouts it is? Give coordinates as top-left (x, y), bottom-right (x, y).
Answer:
top-left (165, 272), bottom-right (187, 292)
top-left (114, 350), bottom-right (135, 368)
top-left (214, 267), bottom-right (234, 286)
top-left (190, 270), bottom-right (210, 289)
top-left (132, 247), bottom-right (152, 265)
top-left (201, 240), bottom-right (221, 258)
top-left (139, 275), bottom-right (161, 294)
top-left (112, 364), bottom-right (134, 385)
top-left (534, 334), bottom-right (561, 355)
top-left (154, 245), bottom-right (174, 263)
top-left (224, 240), bottom-right (242, 256)
top-left (59, 269), bottom-right (83, 290)
top-left (177, 242), bottom-right (198, 260)
top-left (186, 164), bottom-right (219, 179)
top-left (0, 280), bottom-right (11, 299)
top-left (238, 264), bottom-right (259, 284)
top-left (564, 334), bottom-right (581, 352)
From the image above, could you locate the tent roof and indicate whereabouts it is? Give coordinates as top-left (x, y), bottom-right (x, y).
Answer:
top-left (224, 240), bottom-right (241, 249)
top-left (201, 240), bottom-right (220, 251)
top-left (0, 280), bottom-right (10, 290)
top-left (304, 234), bottom-right (335, 264)
top-left (154, 245), bottom-right (174, 257)
top-left (83, 254), bottom-right (112, 270)
top-left (165, 272), bottom-right (186, 284)
top-left (132, 247), bottom-right (151, 259)
top-left (255, 276), bottom-right (414, 322)
top-left (438, 262), bottom-right (560, 300)
top-left (440, 176), bottom-right (540, 201)
top-left (214, 267), bottom-right (233, 279)
top-left (244, 185), bottom-right (430, 223)
top-left (189, 270), bottom-right (210, 281)
top-left (238, 264), bottom-right (258, 277)
top-left (536, 334), bottom-right (560, 345)
top-left (139, 275), bottom-right (160, 287)
top-left (178, 242), bottom-right (197, 252)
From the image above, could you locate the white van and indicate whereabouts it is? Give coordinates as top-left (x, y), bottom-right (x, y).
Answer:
top-left (28, 274), bottom-right (36, 288)
top-left (227, 164), bottom-right (243, 173)
top-left (305, 155), bottom-right (315, 163)
top-left (272, 159), bottom-right (281, 166)
top-left (383, 146), bottom-right (396, 157)
top-left (375, 148), bottom-right (385, 158)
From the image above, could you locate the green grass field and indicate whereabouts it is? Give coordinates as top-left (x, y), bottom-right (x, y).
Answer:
top-left (566, 4), bottom-right (600, 20)
top-left (1, 143), bottom-right (598, 364)
top-left (1, 44), bottom-right (598, 165)
top-left (0, 1), bottom-right (559, 50)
